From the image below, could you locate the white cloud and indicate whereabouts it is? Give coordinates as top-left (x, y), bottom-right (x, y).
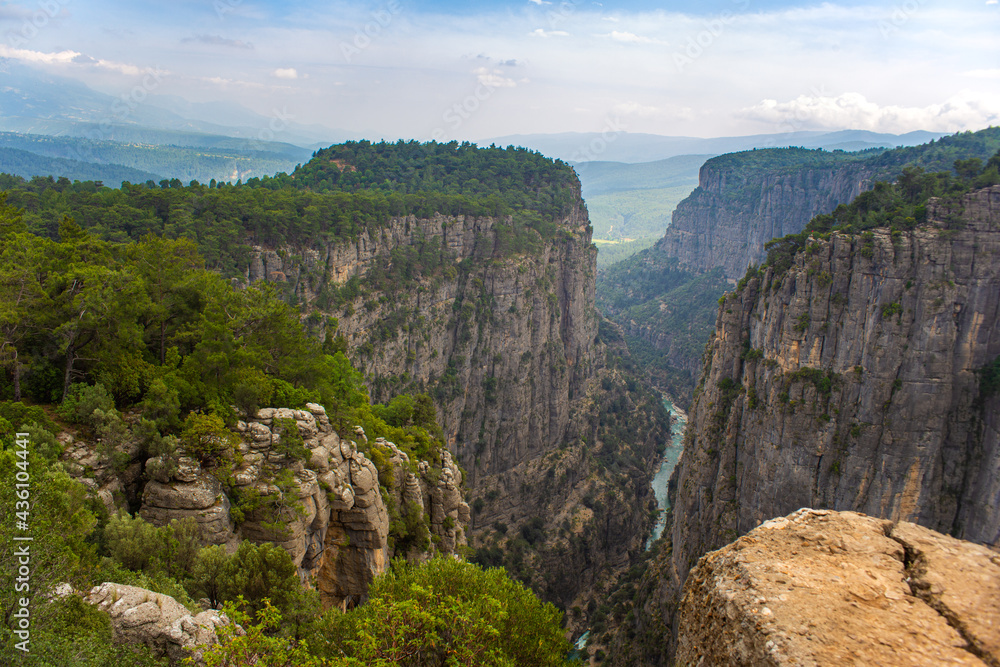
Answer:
top-left (613, 101), bottom-right (694, 120)
top-left (602, 30), bottom-right (664, 45)
top-left (964, 69), bottom-right (1000, 79)
top-left (273, 67), bottom-right (299, 79)
top-left (530, 28), bottom-right (569, 37)
top-left (740, 92), bottom-right (1000, 134)
top-left (474, 67), bottom-right (518, 88)
top-left (527, 0), bottom-right (551, 4)
top-left (0, 44), bottom-right (79, 64)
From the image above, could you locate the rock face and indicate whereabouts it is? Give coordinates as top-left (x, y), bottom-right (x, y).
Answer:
top-left (244, 207), bottom-right (599, 487)
top-left (657, 153), bottom-right (873, 282)
top-left (239, 189), bottom-right (670, 610)
top-left (671, 185), bottom-right (1000, 581)
top-left (85, 582), bottom-right (228, 664)
top-left (139, 472), bottom-right (235, 546)
top-left (610, 185), bottom-right (1000, 665)
top-left (138, 403), bottom-right (471, 610)
top-left (676, 509), bottom-right (1000, 666)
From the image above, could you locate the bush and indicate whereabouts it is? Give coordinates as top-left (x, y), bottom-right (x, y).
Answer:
top-left (271, 418), bottom-right (310, 462)
top-left (181, 412), bottom-right (240, 464)
top-left (139, 378), bottom-right (181, 432)
top-left (310, 557), bottom-right (570, 666)
top-left (58, 383), bottom-right (115, 426)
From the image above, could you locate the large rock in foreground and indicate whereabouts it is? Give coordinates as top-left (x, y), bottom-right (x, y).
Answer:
top-left (85, 582), bottom-right (229, 664)
top-left (676, 509), bottom-right (1000, 666)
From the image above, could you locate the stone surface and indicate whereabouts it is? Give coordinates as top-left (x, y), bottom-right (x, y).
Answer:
top-left (85, 582), bottom-right (229, 664)
top-left (139, 474), bottom-right (235, 545)
top-left (675, 509), bottom-right (999, 667)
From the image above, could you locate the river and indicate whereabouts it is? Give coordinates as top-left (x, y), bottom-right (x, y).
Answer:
top-left (645, 395), bottom-right (687, 550)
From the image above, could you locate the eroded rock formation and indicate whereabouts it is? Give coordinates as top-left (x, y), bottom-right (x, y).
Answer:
top-left (138, 402), bottom-right (470, 609)
top-left (85, 582), bottom-right (229, 664)
top-left (676, 509), bottom-right (1000, 666)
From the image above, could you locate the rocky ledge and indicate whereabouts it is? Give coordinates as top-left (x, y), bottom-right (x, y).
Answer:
top-left (676, 509), bottom-right (1000, 666)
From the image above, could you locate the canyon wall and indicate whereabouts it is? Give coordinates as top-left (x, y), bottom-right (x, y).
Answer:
top-left (657, 158), bottom-right (872, 281)
top-left (242, 200), bottom-right (669, 611)
top-left (610, 185), bottom-right (1000, 664)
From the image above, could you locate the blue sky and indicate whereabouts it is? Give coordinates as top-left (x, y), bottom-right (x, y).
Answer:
top-left (1, 0), bottom-right (998, 140)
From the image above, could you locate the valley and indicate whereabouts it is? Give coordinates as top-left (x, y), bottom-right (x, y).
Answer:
top-left (1, 127), bottom-right (999, 665)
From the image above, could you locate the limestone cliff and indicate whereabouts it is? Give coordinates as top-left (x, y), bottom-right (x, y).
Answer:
top-left (242, 194), bottom-right (669, 610)
top-left (657, 155), bottom-right (872, 281)
top-left (676, 509), bottom-right (1000, 666)
top-left (243, 206), bottom-right (598, 485)
top-left (610, 185), bottom-right (1000, 665)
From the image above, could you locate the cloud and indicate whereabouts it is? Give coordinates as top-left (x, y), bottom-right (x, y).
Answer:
top-left (527, 0), bottom-right (551, 4)
top-left (739, 92), bottom-right (1000, 134)
top-left (613, 101), bottom-right (694, 120)
top-left (182, 34), bottom-right (254, 50)
top-left (602, 30), bottom-right (664, 45)
top-left (964, 69), bottom-right (1000, 79)
top-left (273, 67), bottom-right (299, 79)
top-left (474, 67), bottom-right (518, 88)
top-left (0, 44), bottom-right (79, 64)
top-left (530, 28), bottom-right (569, 38)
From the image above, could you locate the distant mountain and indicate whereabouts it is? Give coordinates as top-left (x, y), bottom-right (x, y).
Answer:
top-left (0, 59), bottom-right (349, 148)
top-left (571, 154), bottom-right (711, 198)
top-left (485, 129), bottom-right (944, 164)
top-left (0, 132), bottom-right (313, 184)
top-left (0, 146), bottom-right (162, 185)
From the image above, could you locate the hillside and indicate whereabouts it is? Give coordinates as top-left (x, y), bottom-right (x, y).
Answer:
top-left (607, 160), bottom-right (1000, 664)
top-left (598, 128), bottom-right (1000, 405)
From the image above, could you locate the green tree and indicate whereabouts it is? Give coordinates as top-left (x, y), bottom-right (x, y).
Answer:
top-left (312, 557), bottom-right (572, 666)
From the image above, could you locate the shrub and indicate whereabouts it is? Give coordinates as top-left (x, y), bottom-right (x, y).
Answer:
top-left (58, 382), bottom-right (115, 426)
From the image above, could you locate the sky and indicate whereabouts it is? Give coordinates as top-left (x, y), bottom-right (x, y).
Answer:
top-left (0, 0), bottom-right (998, 141)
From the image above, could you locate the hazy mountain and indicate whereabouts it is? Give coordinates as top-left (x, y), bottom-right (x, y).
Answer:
top-left (0, 146), bottom-right (163, 184)
top-left (485, 129), bottom-right (944, 164)
top-left (0, 59), bottom-right (349, 148)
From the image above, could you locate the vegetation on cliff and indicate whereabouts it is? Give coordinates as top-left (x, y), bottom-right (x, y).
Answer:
top-left (762, 147), bottom-right (1000, 275)
top-left (0, 140), bottom-right (582, 278)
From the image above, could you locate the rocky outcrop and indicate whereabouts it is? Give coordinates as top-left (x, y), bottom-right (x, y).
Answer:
top-left (137, 403), bottom-right (471, 610)
top-left (657, 154), bottom-right (872, 281)
top-left (140, 472), bottom-right (235, 546)
top-left (676, 509), bottom-right (1000, 666)
top-left (85, 582), bottom-right (229, 664)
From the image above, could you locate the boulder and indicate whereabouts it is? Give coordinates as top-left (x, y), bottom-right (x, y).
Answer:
top-left (86, 582), bottom-right (230, 664)
top-left (676, 509), bottom-right (1000, 666)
